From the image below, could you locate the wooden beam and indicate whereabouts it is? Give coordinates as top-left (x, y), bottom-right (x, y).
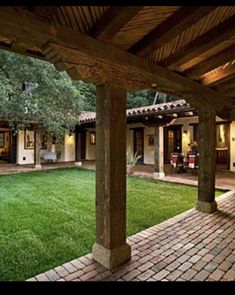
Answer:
top-left (200, 62), bottom-right (235, 87)
top-left (89, 6), bottom-right (143, 41)
top-left (196, 109), bottom-right (217, 213)
top-left (183, 44), bottom-right (235, 80)
top-left (213, 75), bottom-right (235, 92)
top-left (93, 83), bottom-right (131, 269)
top-left (128, 6), bottom-right (217, 57)
top-left (0, 7), bottom-right (234, 110)
top-left (161, 14), bottom-right (235, 71)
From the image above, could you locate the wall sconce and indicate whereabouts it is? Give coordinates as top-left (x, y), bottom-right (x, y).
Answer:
top-left (232, 137), bottom-right (235, 142)
top-left (183, 130), bottom-right (188, 135)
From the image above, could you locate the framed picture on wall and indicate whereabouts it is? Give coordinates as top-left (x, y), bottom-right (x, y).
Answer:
top-left (24, 130), bottom-right (35, 149)
top-left (90, 132), bottom-right (96, 145)
top-left (148, 135), bottom-right (154, 146)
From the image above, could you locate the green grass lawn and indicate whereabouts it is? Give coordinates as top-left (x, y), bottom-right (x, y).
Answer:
top-left (0, 168), bottom-right (222, 281)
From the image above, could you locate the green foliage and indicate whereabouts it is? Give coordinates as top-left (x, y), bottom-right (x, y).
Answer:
top-left (126, 152), bottom-right (141, 167)
top-left (0, 49), bottom-right (82, 142)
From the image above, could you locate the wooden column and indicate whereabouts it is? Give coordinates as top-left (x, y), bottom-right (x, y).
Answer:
top-left (153, 125), bottom-right (165, 179)
top-left (92, 83), bottom-right (131, 269)
top-left (34, 127), bottom-right (42, 169)
top-left (75, 129), bottom-right (82, 166)
top-left (196, 109), bottom-right (217, 213)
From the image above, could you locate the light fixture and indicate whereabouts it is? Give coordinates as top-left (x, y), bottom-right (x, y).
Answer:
top-left (183, 130), bottom-right (188, 135)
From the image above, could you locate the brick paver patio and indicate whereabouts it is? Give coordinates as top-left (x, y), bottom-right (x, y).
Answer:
top-left (27, 190), bottom-right (235, 282)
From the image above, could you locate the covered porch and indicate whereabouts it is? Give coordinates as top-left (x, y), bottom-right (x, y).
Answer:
top-left (0, 6), bottom-right (235, 281)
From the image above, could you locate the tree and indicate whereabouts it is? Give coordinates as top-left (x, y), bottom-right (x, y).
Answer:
top-left (0, 49), bottom-right (82, 142)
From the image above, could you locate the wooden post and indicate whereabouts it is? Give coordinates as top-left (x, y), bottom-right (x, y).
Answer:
top-left (34, 127), bottom-right (42, 169)
top-left (196, 109), bottom-right (217, 213)
top-left (153, 125), bottom-right (165, 179)
top-left (75, 129), bottom-right (82, 166)
top-left (92, 83), bottom-right (131, 269)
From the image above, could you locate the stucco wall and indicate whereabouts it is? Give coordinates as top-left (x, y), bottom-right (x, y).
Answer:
top-left (17, 130), bottom-right (34, 164)
top-left (16, 130), bottom-right (75, 164)
top-left (64, 132), bottom-right (75, 162)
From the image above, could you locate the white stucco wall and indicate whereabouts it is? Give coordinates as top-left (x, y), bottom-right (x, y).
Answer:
top-left (17, 130), bottom-right (34, 164)
top-left (64, 132), bottom-right (75, 162)
top-left (230, 121), bottom-right (235, 172)
top-left (16, 130), bottom-right (76, 164)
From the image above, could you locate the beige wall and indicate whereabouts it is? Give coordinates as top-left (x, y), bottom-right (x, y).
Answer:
top-left (17, 130), bottom-right (34, 164)
top-left (16, 130), bottom-right (75, 164)
top-left (64, 132), bottom-right (75, 162)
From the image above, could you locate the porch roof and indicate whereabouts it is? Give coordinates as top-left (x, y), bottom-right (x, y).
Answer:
top-left (78, 99), bottom-right (194, 124)
top-left (0, 7), bottom-right (235, 116)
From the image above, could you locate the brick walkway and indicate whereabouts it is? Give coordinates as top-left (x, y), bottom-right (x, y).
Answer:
top-left (27, 190), bottom-right (235, 282)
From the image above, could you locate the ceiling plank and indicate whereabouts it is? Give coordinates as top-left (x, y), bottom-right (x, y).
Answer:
top-left (89, 6), bottom-right (143, 41)
top-left (0, 7), bottom-right (234, 110)
top-left (183, 44), bottom-right (235, 80)
top-left (200, 62), bottom-right (235, 87)
top-left (161, 14), bottom-right (235, 71)
top-left (128, 6), bottom-right (217, 57)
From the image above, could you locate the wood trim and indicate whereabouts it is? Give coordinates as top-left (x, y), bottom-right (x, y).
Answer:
top-left (129, 6), bottom-right (217, 57)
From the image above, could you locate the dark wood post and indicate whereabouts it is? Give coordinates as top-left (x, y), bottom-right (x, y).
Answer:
top-left (153, 125), bottom-right (165, 179)
top-left (196, 109), bottom-right (217, 213)
top-left (75, 128), bottom-right (82, 166)
top-left (34, 127), bottom-right (42, 169)
top-left (92, 83), bottom-right (131, 269)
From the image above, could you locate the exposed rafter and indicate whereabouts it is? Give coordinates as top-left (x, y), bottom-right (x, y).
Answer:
top-left (128, 6), bottom-right (217, 57)
top-left (160, 14), bottom-right (235, 71)
top-left (200, 61), bottom-right (235, 87)
top-left (183, 44), bottom-right (235, 80)
top-left (89, 6), bottom-right (143, 41)
top-left (0, 7), bottom-right (234, 111)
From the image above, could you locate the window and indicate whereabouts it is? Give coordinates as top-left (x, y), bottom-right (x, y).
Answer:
top-left (0, 132), bottom-right (4, 148)
top-left (90, 132), bottom-right (96, 145)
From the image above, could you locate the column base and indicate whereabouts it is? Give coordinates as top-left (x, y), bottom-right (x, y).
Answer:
top-left (153, 172), bottom-right (165, 180)
top-left (34, 164), bottom-right (42, 170)
top-left (92, 242), bottom-right (131, 269)
top-left (196, 200), bottom-right (217, 213)
top-left (74, 162), bottom-right (82, 167)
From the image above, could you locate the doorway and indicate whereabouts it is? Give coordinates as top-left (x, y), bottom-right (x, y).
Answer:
top-left (133, 128), bottom-right (144, 163)
top-left (164, 125), bottom-right (182, 164)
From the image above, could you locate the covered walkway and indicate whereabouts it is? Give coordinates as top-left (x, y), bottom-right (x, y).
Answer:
top-left (27, 190), bottom-right (235, 281)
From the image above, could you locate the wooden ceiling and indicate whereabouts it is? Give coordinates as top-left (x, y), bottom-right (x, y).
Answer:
top-left (0, 6), bottom-right (235, 113)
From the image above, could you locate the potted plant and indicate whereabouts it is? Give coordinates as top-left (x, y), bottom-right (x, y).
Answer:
top-left (126, 152), bottom-right (141, 174)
